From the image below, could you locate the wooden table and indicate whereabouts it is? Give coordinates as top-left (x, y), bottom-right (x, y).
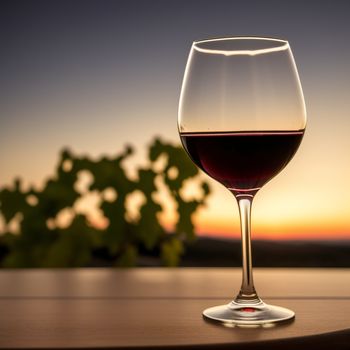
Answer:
top-left (0, 268), bottom-right (349, 349)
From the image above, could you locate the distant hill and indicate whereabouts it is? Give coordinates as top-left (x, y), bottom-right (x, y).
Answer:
top-left (78, 236), bottom-right (350, 267)
top-left (179, 237), bottom-right (350, 267)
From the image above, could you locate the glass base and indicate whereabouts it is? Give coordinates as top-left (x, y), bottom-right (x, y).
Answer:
top-left (203, 300), bottom-right (295, 325)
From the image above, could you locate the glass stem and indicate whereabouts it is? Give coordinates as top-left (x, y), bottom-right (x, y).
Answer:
top-left (234, 195), bottom-right (260, 304)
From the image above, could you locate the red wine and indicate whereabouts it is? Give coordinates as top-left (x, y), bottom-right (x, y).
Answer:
top-left (180, 130), bottom-right (304, 195)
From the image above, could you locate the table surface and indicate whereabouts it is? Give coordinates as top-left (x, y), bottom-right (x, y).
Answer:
top-left (0, 268), bottom-right (349, 349)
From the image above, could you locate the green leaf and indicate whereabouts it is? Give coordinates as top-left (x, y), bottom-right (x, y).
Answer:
top-left (116, 244), bottom-right (138, 267)
top-left (0, 138), bottom-right (211, 268)
top-left (161, 238), bottom-right (184, 267)
top-left (0, 179), bottom-right (28, 223)
top-left (44, 215), bottom-right (99, 267)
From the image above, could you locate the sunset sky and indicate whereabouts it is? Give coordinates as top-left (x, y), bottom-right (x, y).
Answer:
top-left (1, 0), bottom-right (350, 240)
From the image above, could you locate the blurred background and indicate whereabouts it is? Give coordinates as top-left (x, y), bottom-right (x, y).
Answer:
top-left (1, 0), bottom-right (349, 267)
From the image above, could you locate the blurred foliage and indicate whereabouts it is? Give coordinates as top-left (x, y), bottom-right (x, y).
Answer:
top-left (0, 138), bottom-right (210, 267)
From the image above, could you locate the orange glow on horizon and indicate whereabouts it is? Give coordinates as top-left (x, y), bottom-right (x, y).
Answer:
top-left (138, 208), bottom-right (350, 241)
top-left (193, 209), bottom-right (350, 240)
top-left (196, 225), bottom-right (350, 241)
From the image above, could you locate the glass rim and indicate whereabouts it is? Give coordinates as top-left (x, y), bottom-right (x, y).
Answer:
top-left (192, 36), bottom-right (290, 56)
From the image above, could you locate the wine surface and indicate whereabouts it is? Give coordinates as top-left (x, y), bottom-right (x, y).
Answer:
top-left (180, 130), bottom-right (304, 195)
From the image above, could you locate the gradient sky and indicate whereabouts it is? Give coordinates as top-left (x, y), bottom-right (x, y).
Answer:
top-left (1, 0), bottom-right (350, 240)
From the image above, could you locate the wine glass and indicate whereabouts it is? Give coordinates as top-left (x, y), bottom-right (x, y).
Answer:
top-left (178, 37), bottom-right (306, 325)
